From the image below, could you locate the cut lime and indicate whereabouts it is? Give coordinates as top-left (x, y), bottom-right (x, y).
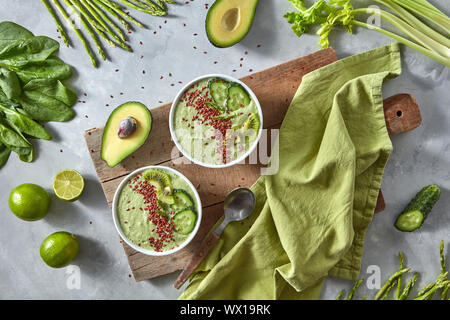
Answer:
top-left (53, 170), bottom-right (85, 202)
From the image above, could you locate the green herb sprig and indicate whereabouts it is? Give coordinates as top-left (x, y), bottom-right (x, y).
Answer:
top-left (284, 0), bottom-right (450, 67)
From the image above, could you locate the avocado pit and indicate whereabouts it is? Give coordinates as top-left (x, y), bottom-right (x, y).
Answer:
top-left (118, 116), bottom-right (138, 138)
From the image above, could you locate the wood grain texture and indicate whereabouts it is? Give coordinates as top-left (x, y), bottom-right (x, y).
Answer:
top-left (84, 48), bottom-right (421, 281)
top-left (173, 231), bottom-right (220, 289)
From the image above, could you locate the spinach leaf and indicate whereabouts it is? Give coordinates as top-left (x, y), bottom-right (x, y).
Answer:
top-left (12, 56), bottom-right (72, 82)
top-left (0, 67), bottom-right (21, 99)
top-left (19, 79), bottom-right (76, 122)
top-left (0, 104), bottom-right (52, 140)
top-left (0, 36), bottom-right (60, 68)
top-left (23, 79), bottom-right (77, 107)
top-left (0, 119), bottom-right (34, 163)
top-left (0, 89), bottom-right (20, 108)
top-left (0, 21), bottom-right (34, 40)
top-left (19, 95), bottom-right (75, 122)
top-left (0, 141), bottom-right (11, 168)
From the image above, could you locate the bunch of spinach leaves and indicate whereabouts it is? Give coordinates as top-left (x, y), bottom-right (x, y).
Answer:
top-left (0, 21), bottom-right (77, 169)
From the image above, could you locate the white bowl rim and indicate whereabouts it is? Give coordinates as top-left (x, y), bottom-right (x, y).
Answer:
top-left (169, 73), bottom-right (264, 169)
top-left (111, 165), bottom-right (202, 256)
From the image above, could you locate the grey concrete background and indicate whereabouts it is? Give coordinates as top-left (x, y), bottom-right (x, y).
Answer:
top-left (0, 0), bottom-right (448, 300)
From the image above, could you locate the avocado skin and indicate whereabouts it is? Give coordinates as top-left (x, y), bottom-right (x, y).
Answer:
top-left (205, 0), bottom-right (259, 48)
top-left (101, 101), bottom-right (152, 168)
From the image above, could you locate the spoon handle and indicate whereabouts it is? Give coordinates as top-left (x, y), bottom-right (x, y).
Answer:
top-left (173, 231), bottom-right (220, 289)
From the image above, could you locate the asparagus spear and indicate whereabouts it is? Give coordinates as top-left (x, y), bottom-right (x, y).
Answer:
top-left (336, 289), bottom-right (344, 300)
top-left (441, 284), bottom-right (449, 300)
top-left (373, 268), bottom-right (410, 300)
top-left (81, 0), bottom-right (132, 51)
top-left (154, 0), bottom-right (166, 10)
top-left (440, 240), bottom-right (446, 273)
top-left (380, 281), bottom-right (397, 300)
top-left (414, 272), bottom-right (449, 300)
top-left (96, 0), bottom-right (145, 28)
top-left (90, 0), bottom-right (131, 31)
top-left (70, 0), bottom-right (106, 31)
top-left (69, 0), bottom-right (117, 49)
top-left (42, 0), bottom-right (71, 47)
top-left (52, 0), bottom-right (97, 67)
top-left (137, 0), bottom-right (166, 14)
top-left (398, 272), bottom-right (418, 300)
top-left (346, 279), bottom-right (363, 300)
top-left (85, 0), bottom-right (126, 41)
top-left (417, 282), bottom-right (435, 296)
top-left (396, 251), bottom-right (404, 300)
top-left (63, 0), bottom-right (107, 60)
top-left (116, 0), bottom-right (166, 16)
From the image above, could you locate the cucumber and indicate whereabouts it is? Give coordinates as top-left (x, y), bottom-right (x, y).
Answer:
top-left (227, 82), bottom-right (250, 111)
top-left (171, 189), bottom-right (194, 212)
top-left (173, 209), bottom-right (197, 235)
top-left (208, 78), bottom-right (229, 107)
top-left (395, 185), bottom-right (440, 232)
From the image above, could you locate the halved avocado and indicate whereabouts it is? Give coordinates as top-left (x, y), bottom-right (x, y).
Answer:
top-left (101, 102), bottom-right (152, 167)
top-left (206, 0), bottom-right (259, 48)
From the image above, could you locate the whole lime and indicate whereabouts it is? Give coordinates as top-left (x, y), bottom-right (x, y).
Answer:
top-left (40, 231), bottom-right (79, 268)
top-left (9, 183), bottom-right (51, 221)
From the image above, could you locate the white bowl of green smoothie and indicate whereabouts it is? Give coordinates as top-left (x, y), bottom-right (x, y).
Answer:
top-left (169, 74), bottom-right (263, 168)
top-left (112, 165), bottom-right (202, 256)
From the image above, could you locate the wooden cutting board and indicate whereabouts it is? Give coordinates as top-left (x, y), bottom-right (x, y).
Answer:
top-left (84, 48), bottom-right (421, 281)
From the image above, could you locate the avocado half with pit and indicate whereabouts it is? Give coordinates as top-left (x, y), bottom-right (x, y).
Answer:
top-left (101, 102), bottom-right (152, 167)
top-left (206, 0), bottom-right (259, 48)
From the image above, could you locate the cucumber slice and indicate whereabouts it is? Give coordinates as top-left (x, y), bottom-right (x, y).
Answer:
top-left (395, 210), bottom-right (424, 232)
top-left (394, 185), bottom-right (440, 232)
top-left (227, 82), bottom-right (251, 111)
top-left (208, 78), bottom-right (229, 107)
top-left (173, 209), bottom-right (197, 235)
top-left (171, 189), bottom-right (194, 212)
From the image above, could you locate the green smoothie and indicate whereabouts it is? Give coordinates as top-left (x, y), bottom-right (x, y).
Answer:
top-left (173, 77), bottom-right (261, 166)
top-left (117, 168), bottom-right (198, 252)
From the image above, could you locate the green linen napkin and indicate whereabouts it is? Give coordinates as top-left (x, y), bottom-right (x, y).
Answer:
top-left (179, 43), bottom-right (402, 300)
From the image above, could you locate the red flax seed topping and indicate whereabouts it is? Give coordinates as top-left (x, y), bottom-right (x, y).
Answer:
top-left (127, 176), bottom-right (176, 252)
top-left (180, 85), bottom-right (232, 164)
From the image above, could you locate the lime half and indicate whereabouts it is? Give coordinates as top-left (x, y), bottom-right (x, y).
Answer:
top-left (53, 170), bottom-right (85, 202)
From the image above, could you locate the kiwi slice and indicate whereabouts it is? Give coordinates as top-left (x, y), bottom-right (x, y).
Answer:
top-left (142, 169), bottom-right (175, 204)
top-left (143, 169), bottom-right (173, 194)
top-left (235, 113), bottom-right (260, 135)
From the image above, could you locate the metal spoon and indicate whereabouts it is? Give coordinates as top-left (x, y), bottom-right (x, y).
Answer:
top-left (173, 187), bottom-right (256, 289)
